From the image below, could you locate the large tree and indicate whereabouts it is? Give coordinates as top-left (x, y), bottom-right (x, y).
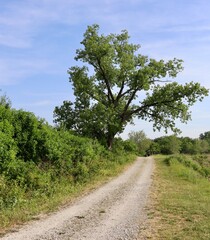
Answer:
top-left (54, 24), bottom-right (209, 149)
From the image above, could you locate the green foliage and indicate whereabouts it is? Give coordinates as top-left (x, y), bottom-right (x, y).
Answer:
top-left (0, 176), bottom-right (25, 210)
top-left (54, 24), bottom-right (209, 149)
top-left (122, 139), bottom-right (138, 153)
top-left (199, 140), bottom-right (210, 153)
top-left (180, 137), bottom-right (195, 154)
top-left (147, 142), bottom-right (160, 155)
top-left (128, 130), bottom-right (151, 155)
top-left (180, 137), bottom-right (210, 154)
top-left (155, 135), bottom-right (181, 154)
top-left (151, 134), bottom-right (210, 156)
top-left (11, 110), bottom-right (48, 163)
top-left (109, 137), bottom-right (138, 154)
top-left (199, 131), bottom-right (210, 152)
top-left (0, 90), bottom-right (11, 109)
top-left (0, 106), bottom-right (17, 165)
top-left (0, 98), bottom-right (137, 230)
top-left (165, 155), bottom-right (210, 178)
top-left (200, 131), bottom-right (210, 143)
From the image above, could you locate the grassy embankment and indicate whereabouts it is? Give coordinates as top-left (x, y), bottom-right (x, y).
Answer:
top-left (146, 154), bottom-right (210, 239)
top-left (0, 151), bottom-right (136, 235)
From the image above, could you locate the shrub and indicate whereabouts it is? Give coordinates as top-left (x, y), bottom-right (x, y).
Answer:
top-left (122, 140), bottom-right (138, 153)
top-left (0, 106), bottom-right (17, 167)
top-left (165, 155), bottom-right (210, 179)
top-left (12, 110), bottom-right (48, 163)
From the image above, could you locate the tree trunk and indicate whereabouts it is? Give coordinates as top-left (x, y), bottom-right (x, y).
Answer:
top-left (107, 134), bottom-right (114, 150)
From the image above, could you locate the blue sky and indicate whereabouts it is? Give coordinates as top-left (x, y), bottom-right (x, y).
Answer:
top-left (0, 0), bottom-right (210, 139)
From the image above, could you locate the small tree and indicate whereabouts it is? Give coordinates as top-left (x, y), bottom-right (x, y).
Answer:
top-left (181, 136), bottom-right (210, 154)
top-left (199, 139), bottom-right (210, 153)
top-left (128, 130), bottom-right (151, 155)
top-left (180, 137), bottom-right (195, 154)
top-left (200, 131), bottom-right (210, 148)
top-left (54, 24), bottom-right (209, 149)
top-left (0, 90), bottom-right (11, 109)
top-left (148, 142), bottom-right (160, 155)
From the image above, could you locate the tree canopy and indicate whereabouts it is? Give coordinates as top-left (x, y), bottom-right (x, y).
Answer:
top-left (54, 24), bottom-right (209, 149)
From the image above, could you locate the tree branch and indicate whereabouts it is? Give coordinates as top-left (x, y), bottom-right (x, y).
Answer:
top-left (115, 80), bottom-right (125, 104)
top-left (96, 58), bottom-right (115, 103)
top-left (120, 88), bottom-right (138, 122)
top-left (129, 99), bottom-right (179, 117)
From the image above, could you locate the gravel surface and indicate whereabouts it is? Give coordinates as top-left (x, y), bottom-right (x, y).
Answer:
top-left (2, 157), bottom-right (154, 240)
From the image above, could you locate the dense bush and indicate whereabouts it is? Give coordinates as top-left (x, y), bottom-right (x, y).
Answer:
top-left (12, 110), bottom-right (49, 163)
top-left (154, 136), bottom-right (181, 155)
top-left (0, 106), bottom-right (17, 165)
top-left (0, 101), bottom-right (137, 215)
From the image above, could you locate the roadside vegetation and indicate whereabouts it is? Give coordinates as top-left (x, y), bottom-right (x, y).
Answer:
top-left (146, 154), bottom-right (210, 239)
top-left (1, 91), bottom-right (210, 235)
top-left (0, 95), bottom-right (136, 234)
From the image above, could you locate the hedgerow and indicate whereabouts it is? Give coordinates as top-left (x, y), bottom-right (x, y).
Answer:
top-left (0, 102), bottom-right (136, 219)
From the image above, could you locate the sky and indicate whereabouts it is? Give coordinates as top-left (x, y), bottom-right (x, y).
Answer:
top-left (0, 0), bottom-right (210, 140)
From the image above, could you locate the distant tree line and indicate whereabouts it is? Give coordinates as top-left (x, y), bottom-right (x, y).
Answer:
top-left (128, 130), bottom-right (210, 156)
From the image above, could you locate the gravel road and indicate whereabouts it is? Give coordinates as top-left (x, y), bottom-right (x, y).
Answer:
top-left (2, 157), bottom-right (154, 240)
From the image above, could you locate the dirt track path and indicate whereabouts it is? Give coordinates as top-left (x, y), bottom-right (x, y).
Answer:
top-left (2, 157), bottom-right (154, 240)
